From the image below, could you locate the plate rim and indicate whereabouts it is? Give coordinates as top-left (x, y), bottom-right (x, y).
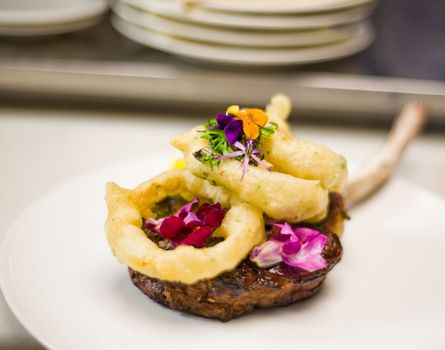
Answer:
top-left (113, 2), bottom-right (367, 48)
top-left (171, 0), bottom-right (375, 14)
top-left (0, 0), bottom-right (108, 26)
top-left (0, 15), bottom-right (104, 36)
top-left (122, 0), bottom-right (376, 30)
top-left (111, 15), bottom-right (374, 66)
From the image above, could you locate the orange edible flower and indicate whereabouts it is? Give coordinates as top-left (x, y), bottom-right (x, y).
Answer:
top-left (226, 105), bottom-right (268, 140)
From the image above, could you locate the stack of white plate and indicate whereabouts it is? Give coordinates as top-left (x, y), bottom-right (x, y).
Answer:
top-left (111, 0), bottom-right (377, 66)
top-left (0, 0), bottom-right (108, 37)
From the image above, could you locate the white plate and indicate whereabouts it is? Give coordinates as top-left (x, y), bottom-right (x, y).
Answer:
top-left (122, 0), bottom-right (375, 30)
top-left (0, 0), bottom-right (108, 26)
top-left (113, 2), bottom-right (366, 48)
top-left (0, 15), bottom-right (105, 36)
top-left (165, 0), bottom-right (375, 14)
top-left (111, 15), bottom-right (373, 66)
top-left (1, 153), bottom-right (445, 350)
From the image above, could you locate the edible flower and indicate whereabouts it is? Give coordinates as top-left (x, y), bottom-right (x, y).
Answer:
top-left (216, 140), bottom-right (270, 180)
top-left (198, 104), bottom-right (278, 178)
top-left (215, 113), bottom-right (243, 145)
top-left (250, 222), bottom-right (328, 272)
top-left (226, 105), bottom-right (268, 140)
top-left (145, 198), bottom-right (226, 248)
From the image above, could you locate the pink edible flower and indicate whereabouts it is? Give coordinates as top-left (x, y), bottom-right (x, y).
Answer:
top-left (177, 226), bottom-right (213, 247)
top-left (196, 203), bottom-right (226, 228)
top-left (250, 222), bottom-right (328, 272)
top-left (144, 198), bottom-right (226, 248)
top-left (216, 140), bottom-right (270, 180)
top-left (159, 216), bottom-right (184, 239)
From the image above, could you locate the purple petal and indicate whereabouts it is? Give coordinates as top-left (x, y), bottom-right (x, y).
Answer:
top-left (145, 217), bottom-right (159, 228)
top-left (144, 217), bottom-right (163, 234)
top-left (293, 227), bottom-right (321, 243)
top-left (216, 150), bottom-right (244, 160)
top-left (240, 153), bottom-right (250, 180)
top-left (282, 240), bottom-right (302, 255)
top-left (177, 226), bottom-right (213, 248)
top-left (282, 234), bottom-right (328, 272)
top-left (224, 119), bottom-right (243, 144)
top-left (182, 211), bottom-right (205, 228)
top-left (177, 198), bottom-right (199, 219)
top-left (202, 208), bottom-right (226, 228)
top-left (233, 141), bottom-right (246, 152)
top-left (272, 222), bottom-right (294, 241)
top-left (196, 202), bottom-right (211, 218)
top-left (303, 233), bottom-right (328, 256)
top-left (216, 114), bottom-right (234, 129)
top-left (159, 216), bottom-right (185, 239)
top-left (250, 240), bottom-right (284, 268)
top-left (251, 153), bottom-right (271, 171)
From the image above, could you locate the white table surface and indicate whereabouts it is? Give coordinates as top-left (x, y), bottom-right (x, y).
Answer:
top-left (0, 106), bottom-right (444, 349)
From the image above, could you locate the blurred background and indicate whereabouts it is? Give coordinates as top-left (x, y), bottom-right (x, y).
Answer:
top-left (0, 0), bottom-right (445, 348)
top-left (0, 0), bottom-right (445, 123)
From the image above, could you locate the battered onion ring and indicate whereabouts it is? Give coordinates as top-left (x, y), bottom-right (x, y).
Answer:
top-left (105, 169), bottom-right (266, 284)
top-left (263, 94), bottom-right (348, 192)
top-left (171, 128), bottom-right (329, 222)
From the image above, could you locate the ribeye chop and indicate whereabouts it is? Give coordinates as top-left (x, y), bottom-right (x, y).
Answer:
top-left (130, 193), bottom-right (345, 321)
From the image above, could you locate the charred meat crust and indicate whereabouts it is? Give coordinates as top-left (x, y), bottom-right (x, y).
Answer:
top-left (130, 193), bottom-right (346, 321)
top-left (130, 233), bottom-right (341, 322)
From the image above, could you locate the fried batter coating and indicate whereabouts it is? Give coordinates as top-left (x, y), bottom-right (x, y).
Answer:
top-left (171, 128), bottom-right (328, 222)
top-left (263, 94), bottom-right (348, 191)
top-left (105, 170), bottom-right (265, 284)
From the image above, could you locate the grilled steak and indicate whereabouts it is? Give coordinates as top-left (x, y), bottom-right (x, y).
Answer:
top-left (130, 193), bottom-right (346, 321)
